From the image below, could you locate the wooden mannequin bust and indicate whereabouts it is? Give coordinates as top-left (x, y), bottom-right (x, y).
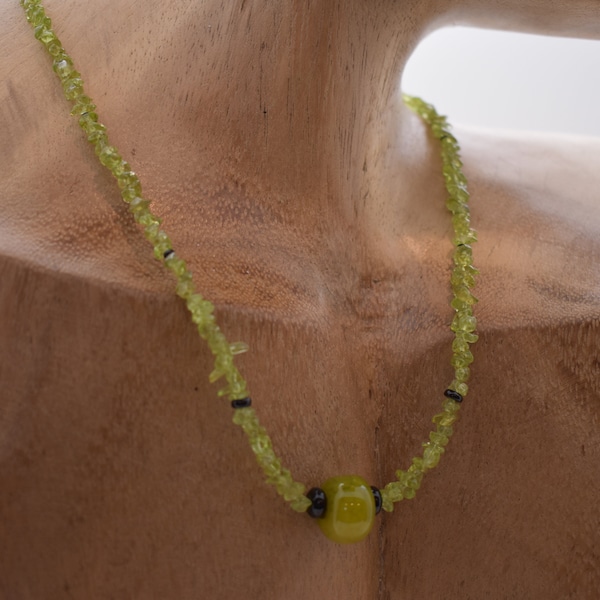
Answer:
top-left (1, 0), bottom-right (599, 597)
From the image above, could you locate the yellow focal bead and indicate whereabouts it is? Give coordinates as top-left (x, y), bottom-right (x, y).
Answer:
top-left (318, 476), bottom-right (376, 544)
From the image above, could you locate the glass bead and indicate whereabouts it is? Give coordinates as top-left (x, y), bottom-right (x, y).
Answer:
top-left (153, 240), bottom-right (172, 261)
top-left (422, 444), bottom-right (443, 469)
top-left (455, 330), bottom-right (479, 344)
top-left (444, 388), bottom-right (463, 403)
top-left (291, 495), bottom-right (312, 513)
top-left (71, 97), bottom-right (96, 117)
top-left (317, 476), bottom-right (376, 543)
top-left (454, 366), bottom-right (470, 382)
top-left (175, 278), bottom-right (195, 299)
top-left (412, 456), bottom-right (425, 471)
top-left (281, 480), bottom-right (306, 503)
top-left (403, 469), bottom-right (423, 490)
top-left (433, 412), bottom-right (458, 427)
top-left (454, 285), bottom-right (478, 305)
top-left (164, 256), bottom-right (188, 278)
top-left (209, 368), bottom-right (225, 383)
top-left (443, 164), bottom-right (467, 186)
top-left (454, 382), bottom-right (469, 396)
top-left (452, 212), bottom-right (471, 231)
top-left (53, 57), bottom-right (75, 79)
top-left (370, 486), bottom-right (382, 515)
top-left (447, 184), bottom-right (470, 204)
top-left (383, 481), bottom-right (404, 503)
top-left (306, 487), bottom-right (327, 518)
top-left (186, 293), bottom-right (214, 317)
top-left (442, 397), bottom-right (462, 413)
top-left (451, 266), bottom-right (476, 289)
top-left (117, 171), bottom-right (140, 190)
top-left (136, 212), bottom-right (161, 228)
top-left (250, 432), bottom-right (272, 454)
top-left (453, 244), bottom-right (473, 267)
top-left (26, 6), bottom-right (44, 26)
top-left (262, 456), bottom-right (283, 480)
top-left (429, 430), bottom-right (449, 447)
top-left (197, 318), bottom-right (218, 339)
top-left (454, 229), bottom-right (478, 246)
top-left (450, 297), bottom-right (469, 312)
top-left (452, 337), bottom-right (469, 354)
top-left (97, 145), bottom-right (122, 170)
top-left (232, 406), bottom-right (255, 427)
top-left (444, 154), bottom-right (463, 169)
top-left (446, 197), bottom-right (468, 215)
top-left (113, 159), bottom-right (131, 177)
top-left (214, 353), bottom-right (233, 374)
top-left (440, 132), bottom-right (458, 146)
top-left (87, 129), bottom-right (107, 146)
top-left (451, 350), bottom-right (474, 368)
top-left (34, 24), bottom-right (53, 43)
top-left (142, 223), bottom-right (161, 243)
top-left (229, 341), bottom-right (249, 355)
top-left (227, 377), bottom-right (247, 399)
top-left (231, 397), bottom-right (252, 409)
top-left (128, 196), bottom-right (149, 213)
top-left (64, 78), bottom-right (84, 100)
top-left (451, 312), bottom-right (477, 333)
top-left (78, 111), bottom-right (98, 130)
top-left (47, 42), bottom-right (62, 58)
top-left (437, 425), bottom-right (454, 439)
top-left (189, 294), bottom-right (215, 325)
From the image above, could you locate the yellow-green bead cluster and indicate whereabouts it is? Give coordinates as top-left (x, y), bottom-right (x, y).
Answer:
top-left (22, 0), bottom-right (249, 403)
top-left (380, 403), bottom-right (458, 512)
top-left (380, 97), bottom-right (479, 514)
top-left (233, 408), bottom-right (311, 512)
top-left (22, 0), bottom-right (310, 512)
top-left (403, 95), bottom-right (479, 400)
top-left (23, 0), bottom-right (478, 527)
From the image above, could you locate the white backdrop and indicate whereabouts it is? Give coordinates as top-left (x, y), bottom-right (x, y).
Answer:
top-left (403, 28), bottom-right (600, 137)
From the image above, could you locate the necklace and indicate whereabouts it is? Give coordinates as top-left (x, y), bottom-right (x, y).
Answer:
top-left (21, 0), bottom-right (479, 544)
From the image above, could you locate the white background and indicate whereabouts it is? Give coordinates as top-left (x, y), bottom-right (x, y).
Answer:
top-left (403, 28), bottom-right (600, 137)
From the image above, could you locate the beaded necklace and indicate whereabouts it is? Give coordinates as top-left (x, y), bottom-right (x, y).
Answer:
top-left (21, 0), bottom-right (479, 544)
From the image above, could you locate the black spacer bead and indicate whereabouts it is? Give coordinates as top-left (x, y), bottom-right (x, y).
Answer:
top-left (444, 389), bottom-right (463, 403)
top-left (306, 487), bottom-right (327, 519)
top-left (163, 249), bottom-right (175, 259)
top-left (231, 397), bottom-right (252, 409)
top-left (371, 486), bottom-right (382, 515)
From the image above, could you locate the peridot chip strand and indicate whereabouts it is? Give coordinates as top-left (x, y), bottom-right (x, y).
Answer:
top-left (22, 0), bottom-right (477, 521)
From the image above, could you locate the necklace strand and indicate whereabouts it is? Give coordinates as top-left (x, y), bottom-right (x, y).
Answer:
top-left (21, 0), bottom-right (479, 542)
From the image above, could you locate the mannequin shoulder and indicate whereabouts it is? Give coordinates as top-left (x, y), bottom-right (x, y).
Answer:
top-left (456, 126), bottom-right (600, 329)
top-left (459, 125), bottom-right (600, 224)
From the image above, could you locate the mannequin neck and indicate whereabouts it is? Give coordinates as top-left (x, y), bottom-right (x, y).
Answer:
top-left (95, 1), bottom-right (452, 240)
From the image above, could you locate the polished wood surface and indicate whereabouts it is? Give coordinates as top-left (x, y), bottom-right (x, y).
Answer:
top-left (1, 1), bottom-right (599, 597)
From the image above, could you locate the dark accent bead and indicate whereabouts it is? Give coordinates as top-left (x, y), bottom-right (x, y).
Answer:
top-left (371, 486), bottom-right (382, 515)
top-left (231, 397), bottom-right (252, 409)
top-left (306, 487), bottom-right (327, 519)
top-left (444, 389), bottom-right (463, 403)
top-left (163, 249), bottom-right (175, 259)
